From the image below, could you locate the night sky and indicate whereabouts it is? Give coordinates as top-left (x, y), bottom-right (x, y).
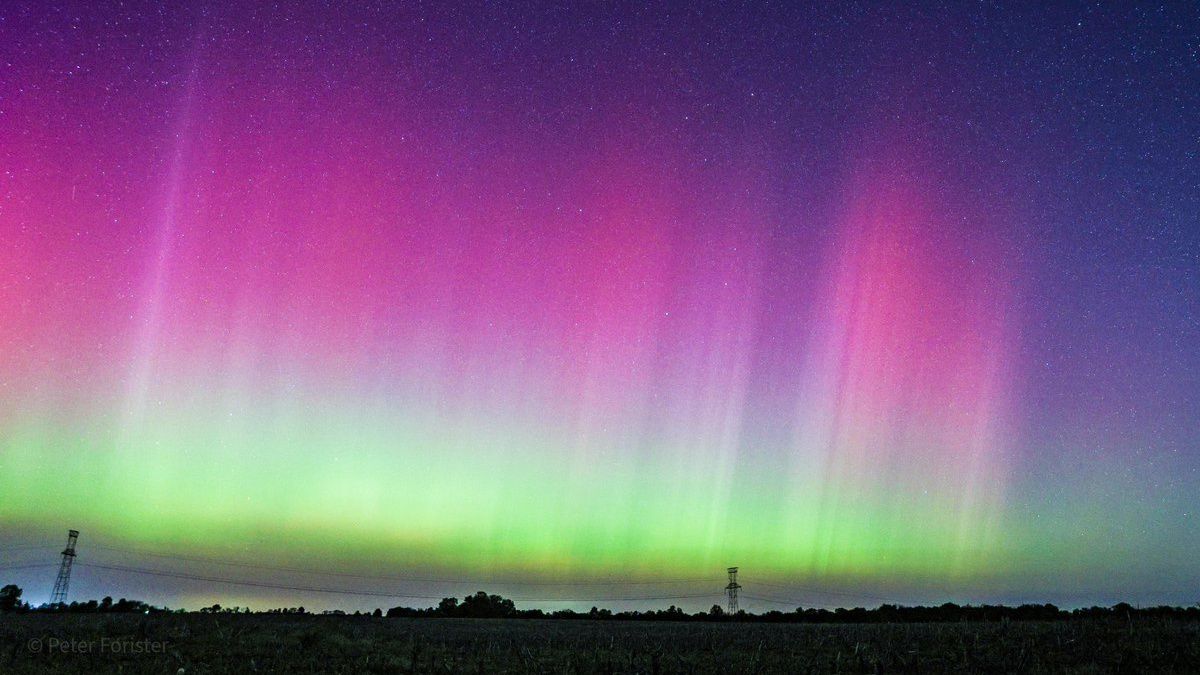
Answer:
top-left (1, 1), bottom-right (1198, 612)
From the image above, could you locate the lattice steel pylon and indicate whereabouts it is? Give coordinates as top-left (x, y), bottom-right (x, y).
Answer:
top-left (725, 566), bottom-right (741, 614)
top-left (50, 530), bottom-right (79, 605)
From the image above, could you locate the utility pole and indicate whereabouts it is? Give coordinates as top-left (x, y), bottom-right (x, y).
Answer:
top-left (725, 566), bottom-right (741, 614)
top-left (50, 530), bottom-right (79, 606)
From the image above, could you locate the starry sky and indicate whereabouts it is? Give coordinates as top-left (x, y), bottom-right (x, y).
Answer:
top-left (1, 1), bottom-right (1198, 611)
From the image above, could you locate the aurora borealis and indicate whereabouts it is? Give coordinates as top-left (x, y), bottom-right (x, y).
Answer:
top-left (2, 2), bottom-right (1198, 611)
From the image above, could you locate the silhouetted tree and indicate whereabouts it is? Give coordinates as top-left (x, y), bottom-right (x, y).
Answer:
top-left (458, 591), bottom-right (516, 618)
top-left (0, 584), bottom-right (23, 612)
top-left (437, 597), bottom-right (459, 615)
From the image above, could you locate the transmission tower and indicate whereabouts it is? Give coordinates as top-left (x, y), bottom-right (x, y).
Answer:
top-left (50, 529), bottom-right (79, 605)
top-left (725, 566), bottom-right (741, 614)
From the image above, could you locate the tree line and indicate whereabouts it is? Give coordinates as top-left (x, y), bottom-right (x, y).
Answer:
top-left (383, 594), bottom-right (1200, 623)
top-left (4, 584), bottom-right (1198, 623)
top-left (1, 584), bottom-right (153, 613)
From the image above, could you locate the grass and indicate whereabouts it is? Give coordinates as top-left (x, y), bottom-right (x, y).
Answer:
top-left (2, 613), bottom-right (1198, 673)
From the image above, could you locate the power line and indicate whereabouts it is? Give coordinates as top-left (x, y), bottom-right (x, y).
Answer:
top-left (752, 580), bottom-right (898, 604)
top-left (741, 593), bottom-right (807, 606)
top-left (1, 540), bottom-right (900, 607)
top-left (76, 562), bottom-right (723, 603)
top-left (87, 544), bottom-right (713, 588)
top-left (743, 592), bottom-right (886, 608)
top-left (0, 563), bottom-right (58, 571)
top-left (742, 590), bottom-right (894, 608)
top-left (0, 545), bottom-right (58, 552)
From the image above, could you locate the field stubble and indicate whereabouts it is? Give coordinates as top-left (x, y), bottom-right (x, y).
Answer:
top-left (1, 613), bottom-right (1198, 673)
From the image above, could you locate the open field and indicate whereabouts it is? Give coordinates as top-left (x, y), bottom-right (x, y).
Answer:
top-left (2, 613), bottom-right (1198, 673)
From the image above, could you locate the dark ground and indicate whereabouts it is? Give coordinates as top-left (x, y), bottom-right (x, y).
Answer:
top-left (2, 613), bottom-right (1198, 673)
